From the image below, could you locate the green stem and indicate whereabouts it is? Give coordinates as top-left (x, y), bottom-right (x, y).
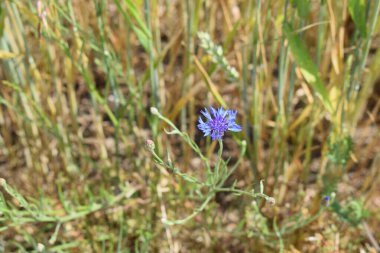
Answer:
top-left (214, 187), bottom-right (275, 203)
top-left (152, 109), bottom-right (211, 171)
top-left (359, 0), bottom-right (380, 72)
top-left (214, 140), bottom-right (224, 182)
top-left (163, 193), bottom-right (214, 225)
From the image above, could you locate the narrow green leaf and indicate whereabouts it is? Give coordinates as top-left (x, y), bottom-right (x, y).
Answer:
top-left (283, 23), bottom-right (333, 113)
top-left (0, 193), bottom-right (7, 210)
top-left (133, 26), bottom-right (150, 52)
top-left (113, 0), bottom-right (151, 52)
top-left (348, 0), bottom-right (367, 37)
top-left (0, 2), bottom-right (5, 37)
top-left (293, 0), bottom-right (311, 18)
top-left (124, 0), bottom-right (150, 36)
top-left (0, 178), bottom-right (30, 211)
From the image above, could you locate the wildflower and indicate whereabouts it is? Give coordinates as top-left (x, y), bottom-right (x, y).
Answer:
top-left (323, 196), bottom-right (331, 205)
top-left (323, 193), bottom-right (335, 206)
top-left (197, 106), bottom-right (242, 140)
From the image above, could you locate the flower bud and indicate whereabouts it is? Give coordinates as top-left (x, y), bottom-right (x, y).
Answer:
top-left (150, 107), bottom-right (159, 115)
top-left (145, 139), bottom-right (155, 152)
top-left (267, 197), bottom-right (276, 205)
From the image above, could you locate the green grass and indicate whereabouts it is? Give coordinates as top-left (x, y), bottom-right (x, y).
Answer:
top-left (1, 0), bottom-right (380, 252)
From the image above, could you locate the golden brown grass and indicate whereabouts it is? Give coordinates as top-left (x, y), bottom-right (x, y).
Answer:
top-left (0, 0), bottom-right (380, 252)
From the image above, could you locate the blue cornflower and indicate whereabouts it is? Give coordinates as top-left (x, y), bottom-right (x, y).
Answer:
top-left (323, 195), bottom-right (331, 206)
top-left (197, 106), bottom-right (242, 140)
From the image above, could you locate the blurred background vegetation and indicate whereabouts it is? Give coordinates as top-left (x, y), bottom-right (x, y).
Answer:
top-left (0, 0), bottom-right (380, 252)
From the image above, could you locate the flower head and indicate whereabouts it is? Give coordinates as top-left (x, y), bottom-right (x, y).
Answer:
top-left (197, 106), bottom-right (242, 140)
top-left (145, 139), bottom-right (155, 152)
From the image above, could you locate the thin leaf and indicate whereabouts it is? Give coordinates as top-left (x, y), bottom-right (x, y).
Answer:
top-left (0, 178), bottom-right (31, 212)
top-left (293, 0), bottom-right (311, 18)
top-left (113, 0), bottom-right (151, 52)
top-left (283, 23), bottom-right (333, 113)
top-left (193, 55), bottom-right (227, 108)
top-left (0, 2), bottom-right (5, 37)
top-left (348, 0), bottom-right (367, 37)
top-left (0, 50), bottom-right (18, 59)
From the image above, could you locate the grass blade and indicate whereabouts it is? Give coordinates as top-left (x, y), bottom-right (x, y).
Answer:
top-left (283, 22), bottom-right (333, 114)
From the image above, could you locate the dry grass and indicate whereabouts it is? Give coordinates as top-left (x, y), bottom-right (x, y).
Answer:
top-left (0, 0), bottom-right (380, 252)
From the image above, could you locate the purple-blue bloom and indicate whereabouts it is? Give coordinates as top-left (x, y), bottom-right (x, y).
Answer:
top-left (197, 106), bottom-right (242, 140)
top-left (323, 196), bottom-right (331, 205)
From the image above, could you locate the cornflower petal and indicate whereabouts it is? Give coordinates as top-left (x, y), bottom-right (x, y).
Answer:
top-left (227, 110), bottom-right (237, 120)
top-left (228, 123), bottom-right (242, 132)
top-left (198, 117), bottom-right (211, 135)
top-left (210, 106), bottom-right (218, 118)
top-left (197, 106), bottom-right (242, 140)
top-left (218, 107), bottom-right (227, 117)
top-left (201, 108), bottom-right (212, 121)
